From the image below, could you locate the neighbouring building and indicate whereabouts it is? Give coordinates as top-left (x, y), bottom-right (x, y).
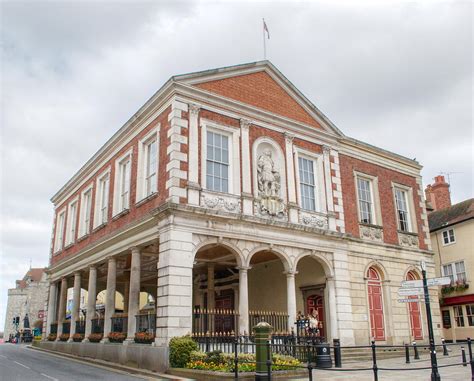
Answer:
top-left (426, 176), bottom-right (474, 342)
top-left (4, 268), bottom-right (48, 340)
top-left (41, 61), bottom-right (440, 371)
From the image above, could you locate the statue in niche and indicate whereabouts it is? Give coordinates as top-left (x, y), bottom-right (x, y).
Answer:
top-left (256, 149), bottom-right (285, 217)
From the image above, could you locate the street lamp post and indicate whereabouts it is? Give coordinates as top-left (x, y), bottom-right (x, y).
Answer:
top-left (420, 260), bottom-right (441, 381)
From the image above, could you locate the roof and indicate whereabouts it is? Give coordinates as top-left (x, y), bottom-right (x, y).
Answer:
top-left (428, 198), bottom-right (474, 232)
top-left (16, 268), bottom-right (46, 289)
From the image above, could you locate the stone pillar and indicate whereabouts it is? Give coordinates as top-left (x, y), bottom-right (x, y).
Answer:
top-left (102, 257), bottom-right (116, 342)
top-left (188, 104), bottom-right (201, 205)
top-left (323, 145), bottom-right (336, 230)
top-left (382, 280), bottom-right (395, 344)
top-left (238, 267), bottom-right (250, 334)
top-left (285, 271), bottom-right (297, 332)
top-left (327, 276), bottom-right (339, 341)
top-left (68, 271), bottom-right (82, 341)
top-left (207, 263), bottom-right (215, 332)
top-left (240, 119), bottom-right (253, 215)
top-left (84, 266), bottom-right (97, 341)
top-left (155, 228), bottom-right (194, 346)
top-left (284, 133), bottom-right (299, 223)
top-left (123, 281), bottom-right (130, 313)
top-left (126, 247), bottom-right (141, 343)
top-left (46, 281), bottom-right (57, 336)
top-left (56, 277), bottom-right (68, 338)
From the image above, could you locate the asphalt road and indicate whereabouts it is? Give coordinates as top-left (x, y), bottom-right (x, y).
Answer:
top-left (0, 344), bottom-right (155, 381)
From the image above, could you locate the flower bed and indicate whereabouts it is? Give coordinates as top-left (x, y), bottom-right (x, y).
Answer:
top-left (59, 333), bottom-right (70, 342)
top-left (185, 350), bottom-right (300, 373)
top-left (134, 332), bottom-right (155, 344)
top-left (47, 333), bottom-right (57, 341)
top-left (88, 333), bottom-right (103, 343)
top-left (108, 332), bottom-right (126, 343)
top-left (72, 333), bottom-right (84, 342)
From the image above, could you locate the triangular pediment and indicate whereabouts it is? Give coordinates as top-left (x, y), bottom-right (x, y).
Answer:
top-left (174, 61), bottom-right (343, 136)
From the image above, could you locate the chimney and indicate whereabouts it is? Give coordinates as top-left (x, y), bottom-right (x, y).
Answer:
top-left (425, 175), bottom-right (451, 211)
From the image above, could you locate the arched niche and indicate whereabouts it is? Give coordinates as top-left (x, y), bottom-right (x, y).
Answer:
top-left (252, 137), bottom-right (287, 217)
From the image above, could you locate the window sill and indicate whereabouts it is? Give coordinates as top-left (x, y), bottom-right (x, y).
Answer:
top-left (63, 243), bottom-right (74, 250)
top-left (112, 208), bottom-right (130, 221)
top-left (77, 234), bottom-right (90, 243)
top-left (397, 230), bottom-right (418, 237)
top-left (359, 222), bottom-right (383, 230)
top-left (136, 192), bottom-right (158, 208)
top-left (92, 222), bottom-right (107, 233)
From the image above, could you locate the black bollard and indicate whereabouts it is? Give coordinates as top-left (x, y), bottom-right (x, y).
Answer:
top-left (413, 341), bottom-right (420, 360)
top-left (462, 347), bottom-right (467, 367)
top-left (442, 338), bottom-right (449, 356)
top-left (467, 337), bottom-right (474, 380)
top-left (234, 339), bottom-right (238, 379)
top-left (405, 343), bottom-right (411, 364)
top-left (371, 341), bottom-right (378, 381)
top-left (334, 338), bottom-right (342, 368)
top-left (307, 341), bottom-right (313, 381)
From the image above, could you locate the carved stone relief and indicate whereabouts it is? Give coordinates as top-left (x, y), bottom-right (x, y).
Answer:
top-left (359, 225), bottom-right (384, 243)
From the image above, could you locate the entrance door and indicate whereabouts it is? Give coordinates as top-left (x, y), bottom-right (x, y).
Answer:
top-left (215, 291), bottom-right (234, 333)
top-left (306, 295), bottom-right (326, 338)
top-left (407, 271), bottom-right (423, 340)
top-left (367, 267), bottom-right (385, 341)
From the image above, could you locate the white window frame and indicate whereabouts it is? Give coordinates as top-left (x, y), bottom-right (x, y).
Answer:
top-left (354, 172), bottom-right (382, 226)
top-left (392, 183), bottom-right (417, 233)
top-left (65, 197), bottom-right (79, 246)
top-left (78, 184), bottom-right (93, 238)
top-left (136, 127), bottom-right (159, 203)
top-left (442, 228), bottom-right (456, 246)
top-left (294, 148), bottom-right (326, 214)
top-left (53, 208), bottom-right (66, 253)
top-left (113, 148), bottom-right (133, 216)
top-left (200, 120), bottom-right (240, 195)
top-left (442, 260), bottom-right (467, 283)
top-left (93, 167), bottom-right (111, 228)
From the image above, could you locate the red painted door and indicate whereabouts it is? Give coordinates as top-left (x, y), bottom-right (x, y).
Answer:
top-left (215, 292), bottom-right (234, 333)
top-left (407, 272), bottom-right (423, 340)
top-left (367, 267), bottom-right (385, 341)
top-left (306, 295), bottom-right (326, 338)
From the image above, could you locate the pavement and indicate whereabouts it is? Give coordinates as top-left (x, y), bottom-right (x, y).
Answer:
top-left (306, 347), bottom-right (472, 380)
top-left (0, 343), bottom-right (166, 381)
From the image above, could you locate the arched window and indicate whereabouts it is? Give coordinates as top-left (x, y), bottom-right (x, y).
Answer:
top-left (367, 267), bottom-right (385, 340)
top-left (407, 271), bottom-right (423, 340)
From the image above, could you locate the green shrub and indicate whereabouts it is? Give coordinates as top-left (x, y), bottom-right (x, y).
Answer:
top-left (206, 350), bottom-right (223, 365)
top-left (169, 336), bottom-right (198, 368)
top-left (190, 350), bottom-right (207, 362)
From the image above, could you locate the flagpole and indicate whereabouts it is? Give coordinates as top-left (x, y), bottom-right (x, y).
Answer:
top-left (263, 18), bottom-right (266, 60)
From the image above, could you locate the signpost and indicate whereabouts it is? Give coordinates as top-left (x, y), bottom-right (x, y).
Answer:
top-left (397, 261), bottom-right (443, 380)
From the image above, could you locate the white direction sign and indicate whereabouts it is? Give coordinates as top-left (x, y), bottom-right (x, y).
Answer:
top-left (398, 288), bottom-right (424, 296)
top-left (398, 298), bottom-right (423, 303)
top-left (401, 277), bottom-right (451, 288)
top-left (427, 277), bottom-right (451, 287)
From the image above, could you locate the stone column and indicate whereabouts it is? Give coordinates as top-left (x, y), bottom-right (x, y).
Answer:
top-left (68, 271), bottom-right (82, 341)
top-left (84, 266), bottom-right (97, 341)
top-left (285, 271), bottom-right (297, 332)
top-left (284, 133), bottom-right (299, 223)
top-left (188, 104), bottom-right (201, 205)
top-left (238, 267), bottom-right (250, 334)
top-left (102, 257), bottom-right (116, 342)
top-left (240, 119), bottom-right (253, 215)
top-left (126, 247), bottom-right (141, 343)
top-left (327, 276), bottom-right (339, 341)
top-left (56, 277), bottom-right (68, 338)
top-left (46, 281), bottom-right (58, 336)
top-left (207, 263), bottom-right (215, 332)
top-left (323, 145), bottom-right (336, 230)
top-left (382, 280), bottom-right (395, 344)
top-left (155, 228), bottom-right (194, 346)
top-left (123, 281), bottom-right (130, 313)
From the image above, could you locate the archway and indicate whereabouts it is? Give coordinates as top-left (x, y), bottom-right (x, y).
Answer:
top-left (406, 271), bottom-right (423, 340)
top-left (367, 267), bottom-right (385, 341)
top-left (248, 250), bottom-right (289, 332)
top-left (192, 243), bottom-right (242, 335)
top-left (295, 256), bottom-right (329, 339)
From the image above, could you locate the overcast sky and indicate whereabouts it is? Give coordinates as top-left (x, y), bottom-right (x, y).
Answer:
top-left (0, 0), bottom-right (472, 331)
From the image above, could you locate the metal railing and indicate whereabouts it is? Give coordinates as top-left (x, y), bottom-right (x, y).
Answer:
top-left (136, 313), bottom-right (156, 334)
top-left (91, 318), bottom-right (104, 334)
top-left (249, 310), bottom-right (288, 333)
top-left (111, 315), bottom-right (127, 333)
top-left (75, 320), bottom-right (85, 334)
top-left (192, 308), bottom-right (239, 335)
top-left (62, 321), bottom-right (70, 334)
top-left (50, 323), bottom-right (58, 334)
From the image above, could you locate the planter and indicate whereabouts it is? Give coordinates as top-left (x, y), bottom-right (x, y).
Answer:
top-left (47, 334), bottom-right (57, 341)
top-left (134, 338), bottom-right (155, 344)
top-left (108, 332), bottom-right (126, 343)
top-left (134, 332), bottom-right (155, 344)
top-left (88, 333), bottom-right (103, 343)
top-left (59, 334), bottom-right (70, 342)
top-left (72, 334), bottom-right (84, 342)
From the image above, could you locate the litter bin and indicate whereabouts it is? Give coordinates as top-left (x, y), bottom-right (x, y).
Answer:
top-left (315, 343), bottom-right (332, 368)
